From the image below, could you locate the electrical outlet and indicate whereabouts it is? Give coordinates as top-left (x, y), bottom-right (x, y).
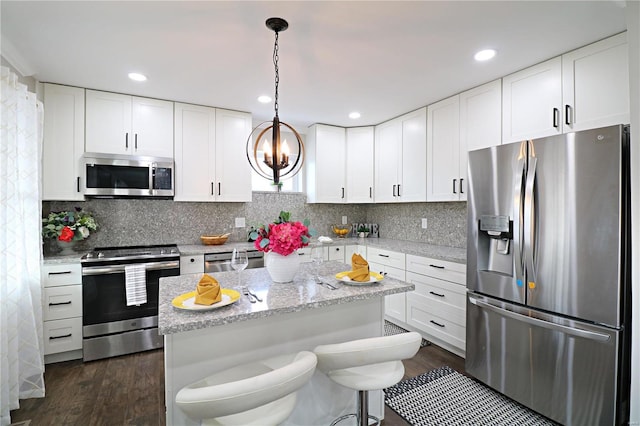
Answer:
top-left (342, 216), bottom-right (348, 225)
top-left (421, 218), bottom-right (428, 229)
top-left (235, 217), bottom-right (246, 228)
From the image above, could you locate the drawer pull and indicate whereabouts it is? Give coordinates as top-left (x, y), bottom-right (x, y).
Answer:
top-left (49, 271), bottom-right (72, 275)
top-left (190, 258), bottom-right (195, 263)
top-left (430, 320), bottom-right (445, 328)
top-left (49, 301), bottom-right (72, 306)
top-left (49, 333), bottom-right (72, 340)
top-left (429, 291), bottom-right (445, 298)
top-left (378, 254), bottom-right (390, 258)
top-left (429, 264), bottom-right (445, 269)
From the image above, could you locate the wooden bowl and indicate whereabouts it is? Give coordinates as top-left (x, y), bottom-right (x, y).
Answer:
top-left (200, 235), bottom-right (229, 245)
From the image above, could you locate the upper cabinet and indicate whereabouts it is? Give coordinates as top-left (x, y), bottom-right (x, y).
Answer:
top-left (42, 83), bottom-right (85, 201)
top-left (85, 90), bottom-right (174, 158)
top-left (306, 124), bottom-right (347, 203)
top-left (345, 127), bottom-right (374, 203)
top-left (503, 33), bottom-right (629, 143)
top-left (374, 108), bottom-right (427, 203)
top-left (427, 80), bottom-right (502, 202)
top-left (174, 103), bottom-right (252, 202)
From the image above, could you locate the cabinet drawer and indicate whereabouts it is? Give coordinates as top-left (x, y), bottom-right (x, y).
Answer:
top-left (406, 271), bottom-right (466, 308)
top-left (43, 317), bottom-right (83, 355)
top-left (296, 247), bottom-right (313, 263)
top-left (369, 261), bottom-right (405, 281)
top-left (366, 247), bottom-right (405, 269)
top-left (43, 285), bottom-right (82, 321)
top-left (180, 255), bottom-right (204, 274)
top-left (407, 299), bottom-right (465, 350)
top-left (42, 263), bottom-right (82, 287)
top-left (328, 245), bottom-right (345, 262)
top-left (406, 254), bottom-right (465, 285)
top-left (408, 291), bottom-right (466, 326)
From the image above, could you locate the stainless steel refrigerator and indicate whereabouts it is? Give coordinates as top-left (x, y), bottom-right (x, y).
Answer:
top-left (466, 124), bottom-right (631, 425)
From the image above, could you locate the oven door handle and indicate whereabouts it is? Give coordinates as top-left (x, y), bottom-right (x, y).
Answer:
top-left (82, 260), bottom-right (180, 276)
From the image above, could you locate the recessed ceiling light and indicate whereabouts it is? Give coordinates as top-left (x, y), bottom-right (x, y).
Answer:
top-left (258, 95), bottom-right (272, 103)
top-left (128, 72), bottom-right (147, 82)
top-left (474, 49), bottom-right (496, 62)
top-left (349, 112), bottom-right (361, 119)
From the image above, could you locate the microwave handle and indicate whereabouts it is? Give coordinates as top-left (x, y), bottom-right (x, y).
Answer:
top-left (150, 164), bottom-right (155, 195)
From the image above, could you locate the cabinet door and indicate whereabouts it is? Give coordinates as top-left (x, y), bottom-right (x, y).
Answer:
top-left (214, 109), bottom-right (252, 202)
top-left (131, 96), bottom-right (174, 157)
top-left (328, 245), bottom-right (346, 263)
top-left (502, 57), bottom-right (562, 143)
top-left (427, 96), bottom-right (460, 202)
top-left (309, 124), bottom-right (346, 203)
top-left (459, 79), bottom-right (502, 199)
top-left (374, 120), bottom-right (401, 202)
top-left (344, 244), bottom-right (365, 261)
top-left (85, 90), bottom-right (131, 154)
top-left (345, 127), bottom-right (374, 203)
top-left (174, 103), bottom-right (216, 201)
top-left (399, 107), bottom-right (427, 202)
top-left (562, 32), bottom-right (629, 132)
top-left (42, 84), bottom-right (85, 201)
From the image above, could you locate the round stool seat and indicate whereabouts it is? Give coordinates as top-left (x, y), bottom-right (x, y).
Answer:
top-left (176, 351), bottom-right (317, 426)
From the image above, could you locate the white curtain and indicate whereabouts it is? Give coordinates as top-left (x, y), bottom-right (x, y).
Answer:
top-left (0, 66), bottom-right (45, 425)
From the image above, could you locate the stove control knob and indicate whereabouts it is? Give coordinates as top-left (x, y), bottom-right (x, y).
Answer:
top-left (160, 249), bottom-right (167, 255)
top-left (97, 252), bottom-right (105, 259)
top-left (170, 248), bottom-right (177, 254)
top-left (86, 252), bottom-right (94, 259)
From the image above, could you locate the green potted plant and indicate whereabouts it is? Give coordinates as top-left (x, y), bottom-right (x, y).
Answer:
top-left (357, 225), bottom-right (370, 238)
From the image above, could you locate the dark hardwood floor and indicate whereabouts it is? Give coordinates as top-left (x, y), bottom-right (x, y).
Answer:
top-left (10, 343), bottom-right (464, 426)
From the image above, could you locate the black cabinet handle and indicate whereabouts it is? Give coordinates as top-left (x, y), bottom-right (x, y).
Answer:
top-left (218, 182), bottom-right (221, 196)
top-left (77, 176), bottom-right (80, 193)
top-left (565, 105), bottom-right (571, 125)
top-left (392, 184), bottom-right (397, 197)
top-left (134, 133), bottom-right (138, 150)
top-left (211, 182), bottom-right (214, 195)
top-left (378, 254), bottom-right (390, 258)
top-left (552, 108), bottom-right (559, 129)
top-left (430, 320), bottom-right (445, 328)
top-left (49, 301), bottom-right (72, 306)
top-left (48, 271), bottom-right (72, 275)
top-left (453, 179), bottom-right (457, 194)
top-left (429, 291), bottom-right (445, 298)
top-left (49, 333), bottom-right (72, 340)
top-left (369, 187), bottom-right (372, 198)
top-left (341, 187), bottom-right (345, 199)
top-left (460, 178), bottom-right (464, 194)
top-left (190, 258), bottom-right (195, 263)
top-left (397, 184), bottom-right (401, 197)
top-left (125, 133), bottom-right (129, 149)
top-left (429, 264), bottom-right (445, 269)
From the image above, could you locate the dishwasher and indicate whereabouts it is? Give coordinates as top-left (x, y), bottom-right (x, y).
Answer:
top-left (204, 250), bottom-right (264, 272)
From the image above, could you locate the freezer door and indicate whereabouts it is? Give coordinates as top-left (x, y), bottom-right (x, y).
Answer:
top-left (467, 142), bottom-right (525, 304)
top-left (527, 125), bottom-right (625, 327)
top-left (466, 293), bottom-right (621, 426)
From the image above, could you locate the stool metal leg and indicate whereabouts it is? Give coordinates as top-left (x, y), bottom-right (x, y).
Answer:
top-left (329, 390), bottom-right (380, 426)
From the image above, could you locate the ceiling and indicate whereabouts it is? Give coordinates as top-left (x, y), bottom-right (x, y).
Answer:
top-left (1, 1), bottom-right (629, 130)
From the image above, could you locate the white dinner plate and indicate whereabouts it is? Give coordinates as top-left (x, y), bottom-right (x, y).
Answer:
top-left (335, 271), bottom-right (384, 286)
top-left (171, 288), bottom-right (240, 311)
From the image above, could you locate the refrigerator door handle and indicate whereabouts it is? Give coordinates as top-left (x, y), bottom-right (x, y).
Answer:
top-left (513, 142), bottom-right (527, 288)
top-left (469, 296), bottom-right (611, 342)
top-left (524, 146), bottom-right (537, 288)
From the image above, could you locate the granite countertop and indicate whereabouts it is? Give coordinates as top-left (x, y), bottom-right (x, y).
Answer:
top-left (158, 261), bottom-right (414, 335)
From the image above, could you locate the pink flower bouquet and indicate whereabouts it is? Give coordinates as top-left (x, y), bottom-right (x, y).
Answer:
top-left (250, 211), bottom-right (315, 256)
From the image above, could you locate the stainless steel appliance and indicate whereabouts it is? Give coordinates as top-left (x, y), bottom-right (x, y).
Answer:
top-left (466, 125), bottom-right (631, 425)
top-left (83, 152), bottom-right (174, 197)
top-left (81, 245), bottom-right (180, 361)
top-left (204, 250), bottom-right (264, 272)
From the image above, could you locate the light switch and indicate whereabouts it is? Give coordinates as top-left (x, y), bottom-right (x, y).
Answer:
top-left (342, 216), bottom-right (348, 225)
top-left (235, 217), bottom-right (245, 228)
top-left (421, 218), bottom-right (428, 229)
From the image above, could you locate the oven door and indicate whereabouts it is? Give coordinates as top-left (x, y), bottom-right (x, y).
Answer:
top-left (82, 259), bottom-right (179, 326)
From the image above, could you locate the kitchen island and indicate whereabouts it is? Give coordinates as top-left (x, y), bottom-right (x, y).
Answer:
top-left (159, 261), bottom-right (414, 426)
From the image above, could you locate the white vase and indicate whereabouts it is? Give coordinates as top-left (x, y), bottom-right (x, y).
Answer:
top-left (56, 239), bottom-right (77, 255)
top-left (265, 251), bottom-right (301, 283)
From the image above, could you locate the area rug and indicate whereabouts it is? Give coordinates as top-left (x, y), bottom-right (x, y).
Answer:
top-left (384, 366), bottom-right (557, 426)
top-left (384, 320), bottom-right (431, 348)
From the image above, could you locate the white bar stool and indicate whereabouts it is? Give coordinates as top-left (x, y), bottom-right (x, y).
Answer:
top-left (175, 351), bottom-right (317, 426)
top-left (314, 332), bottom-right (422, 426)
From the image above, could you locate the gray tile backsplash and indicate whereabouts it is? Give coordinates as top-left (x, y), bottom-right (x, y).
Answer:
top-left (43, 193), bottom-right (466, 254)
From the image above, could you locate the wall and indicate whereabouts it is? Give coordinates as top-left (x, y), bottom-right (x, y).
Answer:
top-left (42, 193), bottom-right (467, 254)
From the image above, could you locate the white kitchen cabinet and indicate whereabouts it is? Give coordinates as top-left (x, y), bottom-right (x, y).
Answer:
top-left (344, 244), bottom-right (365, 262)
top-left (374, 108), bottom-right (427, 203)
top-left (180, 254), bottom-right (204, 274)
top-left (345, 127), bottom-right (374, 203)
top-left (503, 33), bottom-right (629, 143)
top-left (366, 247), bottom-right (407, 323)
top-left (405, 254), bottom-right (466, 357)
top-left (174, 103), bottom-right (252, 202)
top-left (327, 245), bottom-right (346, 263)
top-left (85, 89), bottom-right (174, 158)
top-left (427, 80), bottom-right (502, 202)
top-left (305, 124), bottom-right (347, 203)
top-left (41, 262), bottom-right (83, 363)
top-left (42, 83), bottom-right (85, 201)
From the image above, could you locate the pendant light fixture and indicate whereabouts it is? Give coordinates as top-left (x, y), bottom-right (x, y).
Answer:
top-left (247, 17), bottom-right (304, 189)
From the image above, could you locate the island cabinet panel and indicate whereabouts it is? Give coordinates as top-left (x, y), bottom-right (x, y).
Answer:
top-left (367, 247), bottom-right (407, 323)
top-left (85, 89), bottom-right (174, 158)
top-left (405, 254), bottom-right (466, 356)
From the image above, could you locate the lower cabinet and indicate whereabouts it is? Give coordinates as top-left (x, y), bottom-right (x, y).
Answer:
top-left (180, 254), bottom-right (204, 274)
top-left (42, 262), bottom-right (83, 363)
top-left (405, 254), bottom-right (466, 357)
top-left (367, 247), bottom-right (407, 324)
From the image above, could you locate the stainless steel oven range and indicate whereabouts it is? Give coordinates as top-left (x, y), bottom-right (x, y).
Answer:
top-left (80, 245), bottom-right (180, 361)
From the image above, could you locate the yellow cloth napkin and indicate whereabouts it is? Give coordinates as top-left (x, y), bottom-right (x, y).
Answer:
top-left (347, 253), bottom-right (370, 282)
top-left (194, 274), bottom-right (222, 305)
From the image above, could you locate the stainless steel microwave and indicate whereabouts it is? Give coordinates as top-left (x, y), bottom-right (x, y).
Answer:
top-left (83, 153), bottom-right (174, 197)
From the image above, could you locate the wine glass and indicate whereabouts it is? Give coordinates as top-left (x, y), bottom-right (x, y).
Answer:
top-left (231, 248), bottom-right (249, 285)
top-left (311, 246), bottom-right (324, 283)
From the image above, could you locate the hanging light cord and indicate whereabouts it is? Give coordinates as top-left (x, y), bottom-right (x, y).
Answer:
top-left (273, 30), bottom-right (280, 119)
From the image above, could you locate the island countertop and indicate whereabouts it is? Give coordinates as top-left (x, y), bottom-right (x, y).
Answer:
top-left (158, 261), bottom-right (414, 335)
